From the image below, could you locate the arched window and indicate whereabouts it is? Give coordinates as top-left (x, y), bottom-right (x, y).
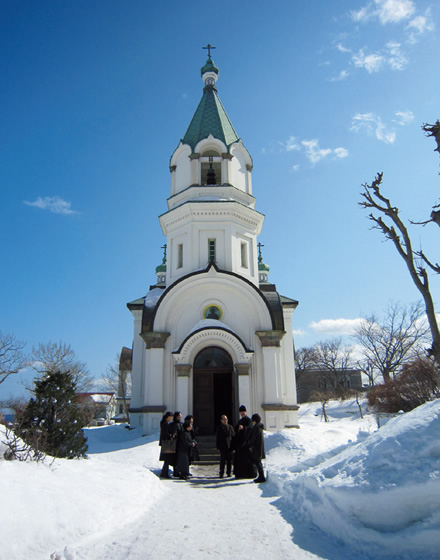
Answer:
top-left (194, 347), bottom-right (232, 369)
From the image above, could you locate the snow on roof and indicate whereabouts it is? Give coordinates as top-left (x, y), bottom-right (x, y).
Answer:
top-left (77, 393), bottom-right (115, 404)
top-left (144, 287), bottom-right (164, 308)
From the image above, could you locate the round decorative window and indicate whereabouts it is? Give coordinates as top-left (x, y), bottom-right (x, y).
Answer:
top-left (203, 304), bottom-right (222, 320)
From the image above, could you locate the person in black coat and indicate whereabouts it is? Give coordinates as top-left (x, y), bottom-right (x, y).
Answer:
top-left (216, 414), bottom-right (235, 478)
top-left (170, 411), bottom-right (184, 477)
top-left (248, 413), bottom-right (266, 483)
top-left (234, 405), bottom-right (257, 479)
top-left (175, 419), bottom-right (196, 480)
top-left (159, 411), bottom-right (174, 478)
top-left (185, 415), bottom-right (199, 467)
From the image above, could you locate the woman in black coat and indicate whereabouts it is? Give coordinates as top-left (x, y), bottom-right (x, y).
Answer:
top-left (159, 411), bottom-right (175, 478)
top-left (248, 413), bottom-right (266, 483)
top-left (175, 419), bottom-right (196, 480)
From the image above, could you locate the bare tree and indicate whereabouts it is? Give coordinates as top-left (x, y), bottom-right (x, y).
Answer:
top-left (30, 341), bottom-right (93, 392)
top-left (359, 122), bottom-right (440, 364)
top-left (295, 346), bottom-right (319, 372)
top-left (353, 302), bottom-right (430, 384)
top-left (0, 332), bottom-right (27, 385)
top-left (312, 337), bottom-right (355, 396)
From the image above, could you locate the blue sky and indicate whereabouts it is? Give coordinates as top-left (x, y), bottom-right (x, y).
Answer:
top-left (1, 0), bottom-right (439, 398)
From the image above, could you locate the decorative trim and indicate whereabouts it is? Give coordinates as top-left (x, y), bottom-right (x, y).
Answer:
top-left (129, 406), bottom-right (166, 413)
top-left (140, 332), bottom-right (170, 349)
top-left (173, 327), bottom-right (253, 364)
top-left (235, 363), bottom-right (251, 376)
top-left (262, 404), bottom-right (300, 411)
top-left (256, 330), bottom-right (286, 347)
top-left (175, 364), bottom-right (192, 377)
top-left (189, 153), bottom-right (201, 160)
top-left (222, 152), bottom-right (234, 160)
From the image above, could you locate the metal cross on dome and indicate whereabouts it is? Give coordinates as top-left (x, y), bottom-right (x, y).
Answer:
top-left (202, 43), bottom-right (216, 60)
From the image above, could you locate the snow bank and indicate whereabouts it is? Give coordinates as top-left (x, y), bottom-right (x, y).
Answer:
top-left (0, 424), bottom-right (166, 559)
top-left (267, 400), bottom-right (440, 560)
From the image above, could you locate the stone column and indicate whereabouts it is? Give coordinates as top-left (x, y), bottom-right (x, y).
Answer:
top-left (175, 364), bottom-right (191, 416)
top-left (140, 332), bottom-right (170, 406)
top-left (256, 330), bottom-right (286, 404)
top-left (130, 309), bottom-right (144, 410)
top-left (235, 363), bottom-right (251, 412)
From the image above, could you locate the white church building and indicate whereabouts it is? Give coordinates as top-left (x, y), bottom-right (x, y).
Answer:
top-left (127, 51), bottom-right (299, 435)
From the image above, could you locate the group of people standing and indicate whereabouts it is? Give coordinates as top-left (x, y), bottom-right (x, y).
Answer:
top-left (159, 411), bottom-right (199, 480)
top-left (160, 405), bottom-right (265, 483)
top-left (216, 405), bottom-right (266, 483)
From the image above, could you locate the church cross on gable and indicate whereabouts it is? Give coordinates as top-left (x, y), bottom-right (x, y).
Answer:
top-left (127, 51), bottom-right (299, 435)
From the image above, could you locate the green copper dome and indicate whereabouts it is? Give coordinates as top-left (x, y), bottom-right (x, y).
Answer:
top-left (182, 58), bottom-right (239, 151)
top-left (201, 57), bottom-right (219, 76)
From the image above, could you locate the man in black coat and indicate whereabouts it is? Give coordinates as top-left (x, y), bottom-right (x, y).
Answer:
top-left (248, 413), bottom-right (266, 483)
top-left (234, 405), bottom-right (257, 479)
top-left (216, 414), bottom-right (235, 478)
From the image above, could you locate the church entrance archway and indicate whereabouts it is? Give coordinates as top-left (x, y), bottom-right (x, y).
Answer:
top-left (193, 346), bottom-right (234, 435)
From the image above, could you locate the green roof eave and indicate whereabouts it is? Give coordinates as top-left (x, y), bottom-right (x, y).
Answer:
top-left (280, 295), bottom-right (299, 309)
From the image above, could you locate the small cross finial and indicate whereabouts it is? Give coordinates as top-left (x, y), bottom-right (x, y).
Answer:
top-left (258, 242), bottom-right (264, 262)
top-left (202, 43), bottom-right (216, 60)
top-left (161, 243), bottom-right (167, 263)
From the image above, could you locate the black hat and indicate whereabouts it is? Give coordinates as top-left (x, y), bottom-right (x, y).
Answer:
top-left (239, 405), bottom-right (246, 412)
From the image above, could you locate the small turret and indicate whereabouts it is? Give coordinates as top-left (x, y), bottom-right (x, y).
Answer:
top-left (155, 244), bottom-right (167, 286)
top-left (258, 242), bottom-right (270, 284)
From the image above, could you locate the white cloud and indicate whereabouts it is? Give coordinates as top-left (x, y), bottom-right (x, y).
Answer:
top-left (310, 318), bottom-right (363, 335)
top-left (24, 196), bottom-right (78, 215)
top-left (386, 41), bottom-right (408, 70)
top-left (281, 136), bottom-right (348, 165)
top-left (336, 43), bottom-right (351, 53)
top-left (283, 136), bottom-right (300, 152)
top-left (351, 113), bottom-right (396, 144)
top-left (406, 13), bottom-right (434, 42)
top-left (394, 110), bottom-right (414, 125)
top-left (407, 14), bottom-right (431, 33)
top-left (292, 328), bottom-right (306, 336)
top-left (377, 0), bottom-right (415, 24)
top-left (352, 49), bottom-right (384, 73)
top-left (330, 69), bottom-right (350, 82)
top-left (301, 139), bottom-right (332, 164)
top-left (334, 147), bottom-right (349, 159)
top-left (352, 0), bottom-right (415, 24)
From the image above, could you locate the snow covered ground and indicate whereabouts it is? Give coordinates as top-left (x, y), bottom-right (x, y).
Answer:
top-left (1, 399), bottom-right (439, 560)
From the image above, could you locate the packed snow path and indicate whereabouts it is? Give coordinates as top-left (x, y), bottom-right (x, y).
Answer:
top-left (58, 465), bottom-right (319, 560)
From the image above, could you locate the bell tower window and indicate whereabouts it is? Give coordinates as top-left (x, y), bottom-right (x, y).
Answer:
top-left (200, 151), bottom-right (222, 185)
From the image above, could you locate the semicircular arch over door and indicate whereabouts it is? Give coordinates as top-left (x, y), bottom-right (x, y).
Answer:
top-left (193, 346), bottom-right (235, 435)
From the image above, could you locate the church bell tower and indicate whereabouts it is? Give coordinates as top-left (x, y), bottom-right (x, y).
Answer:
top-left (161, 49), bottom-right (263, 287)
top-left (128, 48), bottom-right (299, 436)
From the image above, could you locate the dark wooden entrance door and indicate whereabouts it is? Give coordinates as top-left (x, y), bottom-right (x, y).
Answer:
top-left (193, 347), bottom-right (234, 435)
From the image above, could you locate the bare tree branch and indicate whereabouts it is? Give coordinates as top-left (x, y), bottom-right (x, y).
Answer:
top-left (30, 341), bottom-right (93, 392)
top-left (0, 332), bottom-right (27, 385)
top-left (359, 172), bottom-right (440, 363)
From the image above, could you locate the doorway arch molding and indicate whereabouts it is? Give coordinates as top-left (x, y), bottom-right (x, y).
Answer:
top-left (172, 327), bottom-right (254, 366)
